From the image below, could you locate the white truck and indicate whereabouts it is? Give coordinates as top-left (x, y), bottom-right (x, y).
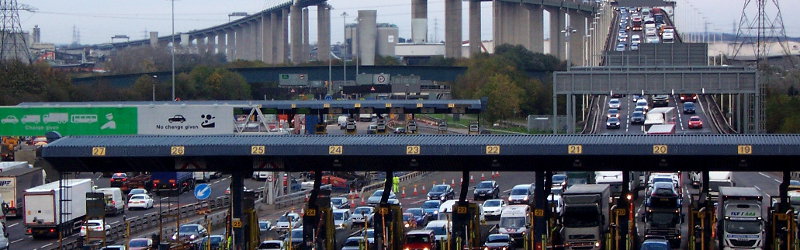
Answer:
top-left (717, 187), bottom-right (764, 249)
top-left (708, 171), bottom-right (735, 200)
top-left (0, 161), bottom-right (28, 172)
top-left (561, 184), bottom-right (611, 250)
top-left (0, 168), bottom-right (45, 218)
top-left (499, 205), bottom-right (531, 241)
top-left (644, 107), bottom-right (676, 128)
top-left (24, 179), bottom-right (93, 239)
top-left (594, 171), bottom-right (624, 196)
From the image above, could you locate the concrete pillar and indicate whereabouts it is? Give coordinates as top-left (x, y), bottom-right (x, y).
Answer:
top-left (227, 28), bottom-right (236, 60)
top-left (317, 4), bottom-right (331, 61)
top-left (444, 0), bottom-right (462, 58)
top-left (283, 8), bottom-right (290, 63)
top-left (149, 32), bottom-right (158, 47)
top-left (290, 3), bottom-right (302, 63)
top-left (569, 12), bottom-right (585, 66)
top-left (548, 7), bottom-right (565, 59)
top-left (493, 0), bottom-right (503, 46)
top-left (196, 35), bottom-right (206, 53)
top-left (217, 31), bottom-right (226, 57)
top-left (271, 13), bottom-right (281, 63)
top-left (502, 2), bottom-right (514, 46)
top-left (411, 0), bottom-right (428, 43)
top-left (357, 10), bottom-right (377, 66)
top-left (250, 20), bottom-right (259, 61)
top-left (469, 0), bottom-right (481, 55)
top-left (529, 5), bottom-right (544, 53)
top-left (302, 7), bottom-right (310, 62)
top-left (262, 13), bottom-right (273, 63)
top-left (206, 33), bottom-right (216, 54)
top-left (517, 3), bottom-right (531, 50)
top-left (236, 25), bottom-right (246, 60)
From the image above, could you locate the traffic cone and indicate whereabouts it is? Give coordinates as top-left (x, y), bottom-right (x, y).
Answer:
top-left (353, 189), bottom-right (360, 199)
top-left (350, 199), bottom-right (356, 208)
top-left (422, 184), bottom-right (427, 193)
top-left (451, 179), bottom-right (455, 188)
top-left (442, 179), bottom-right (446, 185)
top-left (413, 185), bottom-right (418, 196)
top-left (348, 189), bottom-right (355, 199)
top-left (402, 187), bottom-right (406, 198)
top-left (481, 173), bottom-right (486, 181)
top-left (360, 196), bottom-right (366, 205)
top-left (470, 175), bottom-right (475, 183)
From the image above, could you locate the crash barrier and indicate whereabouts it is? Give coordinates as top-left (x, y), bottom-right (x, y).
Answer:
top-left (51, 196), bottom-right (231, 250)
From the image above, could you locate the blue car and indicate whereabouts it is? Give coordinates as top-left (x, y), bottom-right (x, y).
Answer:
top-left (421, 200), bottom-right (441, 217)
top-left (406, 208), bottom-right (429, 227)
top-left (640, 238), bottom-right (670, 250)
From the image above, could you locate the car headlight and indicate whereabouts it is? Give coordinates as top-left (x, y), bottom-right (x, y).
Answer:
top-left (423, 248), bottom-right (429, 250)
top-left (190, 234), bottom-right (196, 240)
top-left (434, 210), bottom-right (438, 214)
top-left (171, 235), bottom-right (177, 240)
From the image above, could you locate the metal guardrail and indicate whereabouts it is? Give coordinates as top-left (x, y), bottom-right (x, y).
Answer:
top-left (52, 196), bottom-right (231, 250)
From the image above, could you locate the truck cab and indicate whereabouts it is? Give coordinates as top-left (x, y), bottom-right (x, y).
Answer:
top-left (717, 187), bottom-right (764, 249)
top-left (561, 184), bottom-right (611, 250)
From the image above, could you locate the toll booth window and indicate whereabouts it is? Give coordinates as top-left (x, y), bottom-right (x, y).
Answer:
top-left (406, 235), bottom-right (431, 243)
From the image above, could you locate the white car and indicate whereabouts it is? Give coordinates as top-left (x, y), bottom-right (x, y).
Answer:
top-left (274, 212), bottom-right (301, 232)
top-left (258, 240), bottom-right (284, 250)
top-left (482, 199), bottom-right (506, 220)
top-left (80, 219), bottom-right (111, 237)
top-left (128, 194), bottom-right (154, 210)
top-left (646, 35), bottom-right (660, 43)
top-left (608, 98), bottom-right (621, 109)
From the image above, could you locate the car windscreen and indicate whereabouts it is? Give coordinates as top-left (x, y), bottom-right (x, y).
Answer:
top-left (552, 175), bottom-right (566, 183)
top-left (499, 217), bottom-right (525, 228)
top-left (476, 182), bottom-right (493, 188)
top-left (483, 200), bottom-right (501, 207)
top-left (563, 206), bottom-right (600, 227)
top-left (354, 208), bottom-right (372, 214)
top-left (331, 198), bottom-right (344, 205)
top-left (260, 242), bottom-right (281, 248)
top-left (725, 220), bottom-right (761, 234)
top-left (426, 225), bottom-right (447, 236)
top-left (487, 235), bottom-right (510, 243)
top-left (334, 212), bottom-right (346, 220)
top-left (343, 239), bottom-right (362, 247)
top-left (179, 225), bottom-right (198, 233)
top-left (510, 187), bottom-right (529, 195)
top-left (407, 209), bottom-right (424, 216)
top-left (129, 240), bottom-right (149, 247)
top-left (406, 234), bottom-right (431, 243)
top-left (431, 186), bottom-right (447, 192)
top-left (422, 201), bottom-right (440, 209)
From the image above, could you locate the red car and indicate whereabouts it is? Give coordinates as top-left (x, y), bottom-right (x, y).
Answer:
top-left (403, 230), bottom-right (437, 250)
top-left (680, 94), bottom-right (698, 103)
top-left (688, 116), bottom-right (703, 129)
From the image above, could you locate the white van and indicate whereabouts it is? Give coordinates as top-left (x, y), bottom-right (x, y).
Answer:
top-left (337, 115), bottom-right (349, 129)
top-left (708, 171), bottom-right (734, 199)
top-left (499, 205), bottom-right (530, 241)
top-left (436, 199), bottom-right (484, 222)
top-left (96, 187), bottom-right (125, 216)
top-left (424, 220), bottom-right (451, 242)
top-left (193, 172), bottom-right (211, 183)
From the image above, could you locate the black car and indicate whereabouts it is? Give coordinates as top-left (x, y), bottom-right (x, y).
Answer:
top-left (483, 234), bottom-right (515, 250)
top-left (683, 102), bottom-right (696, 114)
top-left (168, 115), bottom-right (187, 123)
top-left (606, 117), bottom-right (621, 129)
top-left (630, 111), bottom-right (646, 125)
top-left (652, 95), bottom-right (669, 107)
top-left (427, 184), bottom-right (455, 201)
top-left (171, 224), bottom-right (207, 242)
top-left (473, 181), bottom-right (500, 201)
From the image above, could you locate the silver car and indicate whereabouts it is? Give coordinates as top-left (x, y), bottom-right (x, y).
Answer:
top-left (351, 206), bottom-right (374, 226)
top-left (333, 209), bottom-right (352, 229)
top-left (274, 212), bottom-right (300, 232)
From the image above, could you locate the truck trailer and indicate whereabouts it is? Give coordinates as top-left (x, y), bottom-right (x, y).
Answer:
top-left (151, 172), bottom-right (194, 196)
top-left (24, 179), bottom-right (93, 238)
top-left (0, 167), bottom-right (45, 218)
top-left (561, 184), bottom-right (611, 249)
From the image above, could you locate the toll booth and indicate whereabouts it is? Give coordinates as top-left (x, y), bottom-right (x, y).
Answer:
top-left (303, 188), bottom-right (334, 250)
top-left (83, 192), bottom-right (108, 247)
top-left (242, 190), bottom-right (259, 249)
top-left (767, 197), bottom-right (795, 250)
top-left (373, 203), bottom-right (404, 250)
top-left (314, 124), bottom-right (327, 134)
top-left (450, 201), bottom-right (481, 250)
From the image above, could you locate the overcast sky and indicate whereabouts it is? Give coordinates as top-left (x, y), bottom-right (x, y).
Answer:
top-left (19, 0), bottom-right (800, 45)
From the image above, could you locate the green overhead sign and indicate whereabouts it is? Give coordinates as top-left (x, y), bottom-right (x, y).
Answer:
top-left (0, 107), bottom-right (138, 136)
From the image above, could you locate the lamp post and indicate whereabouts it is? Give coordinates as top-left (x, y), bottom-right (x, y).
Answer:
top-left (170, 0), bottom-right (175, 101)
top-left (151, 75), bottom-right (158, 101)
top-left (561, 26), bottom-right (577, 70)
top-left (228, 12), bottom-right (248, 22)
top-left (341, 12), bottom-right (348, 84)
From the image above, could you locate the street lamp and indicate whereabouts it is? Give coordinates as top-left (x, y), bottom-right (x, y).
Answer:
top-left (341, 12), bottom-right (348, 84)
top-left (170, 0), bottom-right (175, 101)
top-left (561, 27), bottom-right (577, 70)
top-left (151, 75), bottom-right (159, 101)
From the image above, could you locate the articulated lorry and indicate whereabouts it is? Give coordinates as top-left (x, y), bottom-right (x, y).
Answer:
top-left (561, 184), bottom-right (611, 250)
top-left (24, 179), bottom-right (93, 238)
top-left (717, 187), bottom-right (764, 249)
top-left (0, 168), bottom-right (45, 218)
top-left (151, 172), bottom-right (194, 196)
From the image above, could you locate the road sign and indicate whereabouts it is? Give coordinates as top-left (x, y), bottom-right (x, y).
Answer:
top-left (194, 183), bottom-right (211, 200)
top-left (266, 174), bottom-right (274, 182)
top-left (325, 95), bottom-right (333, 101)
top-left (0, 107), bottom-right (137, 136)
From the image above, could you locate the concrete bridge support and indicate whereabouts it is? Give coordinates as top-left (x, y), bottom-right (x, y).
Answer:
top-left (290, 3), bottom-right (302, 63)
top-left (411, 0), bottom-right (427, 43)
top-left (548, 7), bottom-right (565, 60)
top-left (302, 7), bottom-right (310, 63)
top-left (149, 32), bottom-right (158, 48)
top-left (226, 28), bottom-right (236, 61)
top-left (196, 36), bottom-right (206, 53)
top-left (236, 25), bottom-right (246, 61)
top-left (206, 33), bottom-right (216, 54)
top-left (317, 4), bottom-right (331, 61)
top-left (251, 20), bottom-right (260, 61)
top-left (569, 12), bottom-right (585, 66)
top-left (444, 0), bottom-right (462, 58)
top-left (528, 5), bottom-right (544, 53)
top-left (217, 31), bottom-right (226, 58)
top-left (262, 13), bottom-right (273, 63)
top-left (468, 0), bottom-right (481, 55)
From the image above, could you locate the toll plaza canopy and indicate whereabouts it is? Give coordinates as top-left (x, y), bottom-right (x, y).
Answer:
top-left (42, 134), bottom-right (800, 172)
top-left (18, 99), bottom-right (486, 114)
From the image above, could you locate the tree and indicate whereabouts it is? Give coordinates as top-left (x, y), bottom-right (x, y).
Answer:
top-left (478, 74), bottom-right (522, 124)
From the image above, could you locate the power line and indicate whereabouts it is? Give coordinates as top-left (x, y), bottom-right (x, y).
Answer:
top-left (0, 0), bottom-right (32, 63)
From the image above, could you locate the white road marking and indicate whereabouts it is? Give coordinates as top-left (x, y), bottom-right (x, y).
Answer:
top-left (10, 238), bottom-right (23, 244)
top-left (758, 172), bottom-right (781, 183)
top-left (42, 243), bottom-right (54, 248)
top-left (8, 223), bottom-right (17, 228)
